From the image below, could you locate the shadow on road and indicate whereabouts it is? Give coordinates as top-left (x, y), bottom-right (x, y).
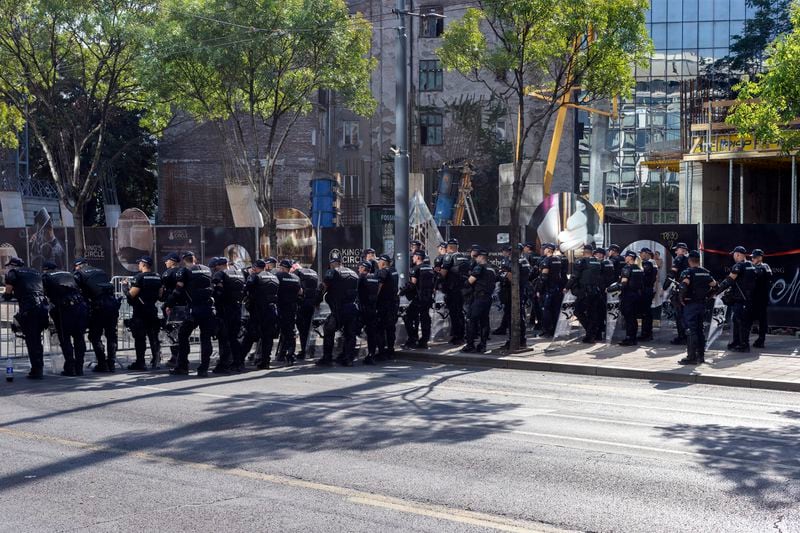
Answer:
top-left (0, 363), bottom-right (525, 493)
top-left (659, 413), bottom-right (800, 508)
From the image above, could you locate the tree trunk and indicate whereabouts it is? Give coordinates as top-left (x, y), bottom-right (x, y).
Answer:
top-left (71, 202), bottom-right (86, 259)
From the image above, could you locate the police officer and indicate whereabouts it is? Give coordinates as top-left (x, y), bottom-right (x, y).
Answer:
top-left (375, 254), bottom-right (399, 359)
top-left (123, 256), bottom-right (162, 371)
top-left (499, 250), bottom-right (530, 349)
top-left (638, 247), bottom-right (659, 342)
top-left (677, 251), bottom-right (716, 365)
top-left (362, 248), bottom-right (380, 275)
top-left (493, 247), bottom-right (514, 336)
top-left (74, 258), bottom-right (120, 372)
top-left (664, 242), bottom-right (690, 345)
top-left (410, 239), bottom-right (424, 255)
top-left (593, 247), bottom-right (615, 340)
top-left (607, 244), bottom-right (624, 279)
top-left (462, 250), bottom-right (496, 353)
top-left (567, 244), bottom-right (603, 344)
top-left (402, 250), bottom-right (435, 349)
top-left (440, 239), bottom-right (470, 344)
top-left (610, 250), bottom-right (644, 346)
top-left (357, 261), bottom-right (380, 364)
top-left (433, 241), bottom-right (448, 293)
top-left (535, 243), bottom-right (565, 338)
top-left (241, 259), bottom-right (280, 369)
top-left (275, 259), bottom-right (302, 365)
top-left (42, 261), bottom-right (88, 376)
top-left (716, 245), bottom-right (757, 352)
top-left (294, 263), bottom-right (319, 360)
top-left (4, 258), bottom-right (49, 379)
top-left (523, 243), bottom-right (541, 330)
top-left (751, 249), bottom-right (772, 348)
top-left (160, 252), bottom-right (182, 367)
top-left (317, 256), bottom-right (360, 366)
top-left (211, 256), bottom-right (245, 373)
top-left (168, 252), bottom-right (216, 377)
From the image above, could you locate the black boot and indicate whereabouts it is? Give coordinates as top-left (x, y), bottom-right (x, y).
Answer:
top-left (315, 355), bottom-right (333, 367)
top-left (92, 360), bottom-right (110, 373)
top-left (127, 360), bottom-right (148, 371)
top-left (670, 336), bottom-right (687, 345)
top-left (679, 335), bottom-right (697, 365)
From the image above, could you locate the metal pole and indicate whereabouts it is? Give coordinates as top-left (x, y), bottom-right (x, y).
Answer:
top-left (792, 155), bottom-right (798, 224)
top-left (739, 163), bottom-right (744, 224)
top-left (728, 159), bottom-right (733, 224)
top-left (658, 168), bottom-right (663, 223)
top-left (394, 3), bottom-right (410, 284)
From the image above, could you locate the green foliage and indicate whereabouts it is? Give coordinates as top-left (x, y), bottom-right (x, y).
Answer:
top-left (0, 0), bottom-right (156, 253)
top-left (0, 102), bottom-right (24, 149)
top-left (728, 3), bottom-right (800, 151)
top-left (438, 0), bottom-right (651, 106)
top-left (724, 0), bottom-right (792, 76)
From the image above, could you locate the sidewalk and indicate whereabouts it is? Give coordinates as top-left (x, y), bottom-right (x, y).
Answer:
top-left (397, 331), bottom-right (800, 392)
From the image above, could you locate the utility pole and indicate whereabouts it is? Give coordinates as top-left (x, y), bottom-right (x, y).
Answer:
top-left (393, 0), bottom-right (410, 284)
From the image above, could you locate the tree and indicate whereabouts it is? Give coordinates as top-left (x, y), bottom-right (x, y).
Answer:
top-left (0, 0), bottom-right (155, 256)
top-left (727, 4), bottom-right (800, 151)
top-left (438, 0), bottom-right (650, 350)
top-left (0, 102), bottom-right (24, 149)
top-left (143, 0), bottom-right (375, 252)
top-left (722, 0), bottom-right (792, 77)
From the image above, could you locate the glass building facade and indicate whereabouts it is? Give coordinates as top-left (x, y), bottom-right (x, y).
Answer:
top-left (579, 0), bottom-right (752, 223)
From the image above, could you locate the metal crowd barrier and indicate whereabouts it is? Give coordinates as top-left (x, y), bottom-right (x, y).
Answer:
top-left (0, 299), bottom-right (63, 375)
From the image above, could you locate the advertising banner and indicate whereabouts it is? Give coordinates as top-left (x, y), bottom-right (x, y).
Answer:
top-left (365, 205), bottom-right (393, 255)
top-left (703, 224), bottom-right (800, 327)
top-left (113, 208), bottom-right (154, 276)
top-left (155, 226), bottom-right (202, 271)
top-left (67, 227), bottom-right (113, 273)
top-left (319, 227), bottom-right (363, 271)
top-left (0, 228), bottom-right (29, 284)
top-left (203, 227), bottom-right (257, 270)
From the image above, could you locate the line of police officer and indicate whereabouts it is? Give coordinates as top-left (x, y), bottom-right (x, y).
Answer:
top-left (2, 238), bottom-right (774, 378)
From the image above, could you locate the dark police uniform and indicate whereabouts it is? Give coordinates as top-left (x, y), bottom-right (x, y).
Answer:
top-left (241, 269), bottom-right (280, 369)
top-left (170, 264), bottom-right (216, 375)
top-left (665, 252), bottom-right (690, 344)
top-left (463, 260), bottom-right (496, 352)
top-left (567, 254), bottom-right (603, 343)
top-left (619, 261), bottom-right (644, 345)
top-left (441, 252), bottom-right (470, 342)
top-left (160, 264), bottom-right (182, 364)
top-left (678, 264), bottom-right (713, 364)
top-left (275, 268), bottom-right (302, 364)
top-left (639, 258), bottom-right (658, 340)
top-left (752, 256), bottom-right (773, 348)
top-left (212, 265), bottom-right (245, 371)
top-left (358, 267), bottom-right (380, 362)
top-left (724, 258), bottom-right (757, 351)
top-left (43, 268), bottom-right (89, 375)
top-left (126, 271), bottom-right (162, 370)
top-left (375, 264), bottom-right (399, 357)
top-left (320, 266), bottom-right (360, 365)
top-left (6, 265), bottom-right (50, 378)
top-left (403, 261), bottom-right (435, 348)
top-left (536, 253), bottom-right (565, 337)
top-left (295, 268), bottom-right (319, 359)
top-left (525, 251), bottom-right (542, 330)
top-left (74, 265), bottom-right (120, 371)
top-left (497, 257), bottom-right (530, 344)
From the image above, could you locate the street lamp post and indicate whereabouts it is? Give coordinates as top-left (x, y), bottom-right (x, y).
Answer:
top-left (394, 0), bottom-right (410, 284)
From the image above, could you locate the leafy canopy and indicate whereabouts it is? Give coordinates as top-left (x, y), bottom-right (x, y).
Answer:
top-left (141, 0), bottom-right (376, 131)
top-left (727, 2), bottom-right (800, 151)
top-left (437, 0), bottom-right (651, 106)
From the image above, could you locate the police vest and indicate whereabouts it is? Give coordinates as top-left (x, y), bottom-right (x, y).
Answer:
top-left (75, 266), bottom-right (114, 300)
top-left (296, 268), bottom-right (319, 302)
top-left (681, 267), bottom-right (712, 303)
top-left (183, 265), bottom-right (214, 307)
top-left (575, 257), bottom-right (602, 292)
top-left (358, 273), bottom-right (380, 308)
top-left (472, 264), bottom-right (497, 299)
top-left (132, 271), bottom-right (162, 307)
top-left (250, 270), bottom-right (279, 305)
top-left (622, 264), bottom-right (644, 292)
top-left (42, 270), bottom-right (82, 306)
top-left (414, 264), bottom-right (435, 302)
top-left (218, 268), bottom-right (245, 306)
top-left (732, 260), bottom-right (757, 300)
top-left (641, 260), bottom-right (657, 288)
top-left (276, 271), bottom-right (301, 305)
top-left (376, 267), bottom-right (398, 303)
top-left (8, 267), bottom-right (46, 309)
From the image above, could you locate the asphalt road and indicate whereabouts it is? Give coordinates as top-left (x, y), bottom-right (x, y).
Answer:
top-left (1, 361), bottom-right (799, 532)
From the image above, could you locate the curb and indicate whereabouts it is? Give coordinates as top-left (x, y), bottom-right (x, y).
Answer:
top-left (396, 350), bottom-right (800, 393)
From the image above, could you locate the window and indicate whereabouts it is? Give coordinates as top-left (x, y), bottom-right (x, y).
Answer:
top-left (419, 60), bottom-right (443, 91)
top-left (341, 175), bottom-right (360, 197)
top-left (342, 121), bottom-right (359, 146)
top-left (420, 112), bottom-right (443, 145)
top-left (420, 6), bottom-right (444, 38)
